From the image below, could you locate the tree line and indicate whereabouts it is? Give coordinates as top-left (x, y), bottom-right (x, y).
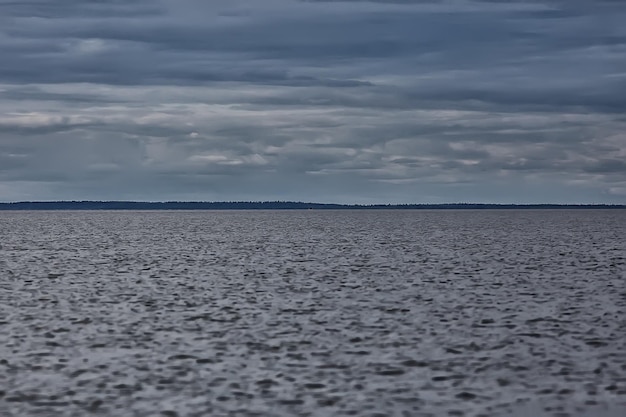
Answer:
top-left (0, 201), bottom-right (624, 210)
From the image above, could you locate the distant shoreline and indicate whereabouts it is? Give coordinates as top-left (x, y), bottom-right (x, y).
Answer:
top-left (0, 201), bottom-right (624, 210)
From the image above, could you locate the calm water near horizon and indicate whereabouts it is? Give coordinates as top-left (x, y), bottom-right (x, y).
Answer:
top-left (1, 210), bottom-right (625, 416)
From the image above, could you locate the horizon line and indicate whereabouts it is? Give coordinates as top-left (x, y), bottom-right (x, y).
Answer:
top-left (1, 200), bottom-right (625, 209)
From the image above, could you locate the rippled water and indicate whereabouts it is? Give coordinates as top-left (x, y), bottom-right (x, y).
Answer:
top-left (1, 210), bottom-right (625, 417)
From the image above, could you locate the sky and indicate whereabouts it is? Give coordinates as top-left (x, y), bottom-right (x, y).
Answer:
top-left (1, 0), bottom-right (625, 204)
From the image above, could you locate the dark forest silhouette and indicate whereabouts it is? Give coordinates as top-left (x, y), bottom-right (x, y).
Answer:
top-left (0, 201), bottom-right (624, 210)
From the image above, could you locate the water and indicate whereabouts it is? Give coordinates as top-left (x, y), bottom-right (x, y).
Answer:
top-left (0, 210), bottom-right (624, 417)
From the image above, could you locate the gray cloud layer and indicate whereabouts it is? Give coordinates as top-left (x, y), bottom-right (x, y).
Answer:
top-left (1, 0), bottom-right (625, 203)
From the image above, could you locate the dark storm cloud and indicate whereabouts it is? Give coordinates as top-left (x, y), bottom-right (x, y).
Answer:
top-left (0, 0), bottom-right (625, 203)
top-left (0, 0), bottom-right (161, 18)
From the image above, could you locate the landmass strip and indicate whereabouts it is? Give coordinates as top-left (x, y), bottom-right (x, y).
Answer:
top-left (0, 201), bottom-right (624, 210)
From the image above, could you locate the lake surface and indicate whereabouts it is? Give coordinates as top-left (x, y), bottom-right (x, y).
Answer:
top-left (1, 210), bottom-right (624, 417)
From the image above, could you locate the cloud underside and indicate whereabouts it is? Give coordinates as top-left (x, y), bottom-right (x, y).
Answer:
top-left (0, 0), bottom-right (625, 203)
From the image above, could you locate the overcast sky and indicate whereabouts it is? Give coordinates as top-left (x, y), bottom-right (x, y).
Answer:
top-left (1, 0), bottom-right (625, 203)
